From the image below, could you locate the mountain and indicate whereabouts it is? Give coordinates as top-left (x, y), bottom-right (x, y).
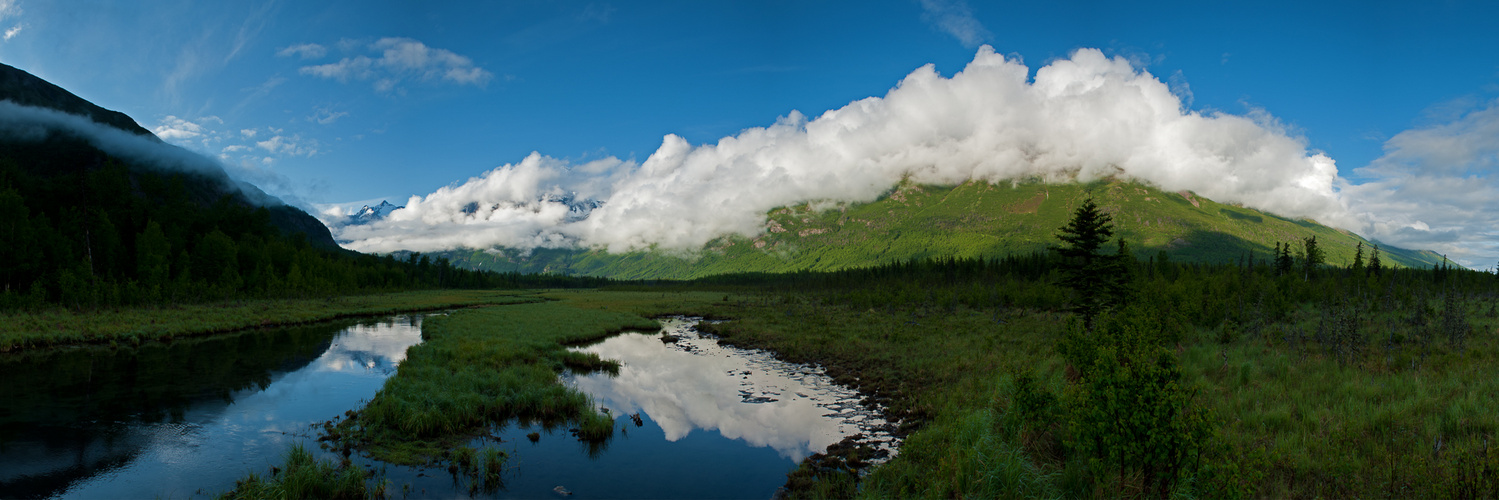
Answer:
top-left (0, 61), bottom-right (372, 305)
top-left (348, 200), bottom-right (403, 225)
top-left (434, 179), bottom-right (1443, 279)
top-left (0, 62), bottom-right (335, 248)
top-left (0, 63), bottom-right (154, 137)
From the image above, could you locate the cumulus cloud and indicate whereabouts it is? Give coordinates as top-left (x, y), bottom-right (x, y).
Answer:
top-left (1341, 99), bottom-right (1499, 267)
top-left (919, 0), bottom-right (990, 48)
top-left (337, 46), bottom-right (1372, 256)
top-left (276, 42), bottom-right (327, 59)
top-left (296, 37), bottom-right (492, 92)
top-left (3, 25), bottom-right (21, 40)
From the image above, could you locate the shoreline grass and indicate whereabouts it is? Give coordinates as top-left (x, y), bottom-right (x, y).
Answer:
top-left (0, 289), bottom-right (541, 352)
top-left (332, 295), bottom-right (670, 466)
top-left (216, 443), bottom-right (382, 500)
top-left (685, 291), bottom-right (1499, 498)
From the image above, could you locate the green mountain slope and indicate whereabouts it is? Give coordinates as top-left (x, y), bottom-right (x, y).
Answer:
top-left (439, 179), bottom-right (1443, 279)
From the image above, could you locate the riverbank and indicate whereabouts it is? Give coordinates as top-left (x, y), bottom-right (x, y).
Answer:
top-left (329, 290), bottom-right (731, 467)
top-left (0, 289), bottom-right (540, 352)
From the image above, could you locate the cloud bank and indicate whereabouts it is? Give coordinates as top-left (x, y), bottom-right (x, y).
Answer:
top-left (0, 99), bottom-right (291, 206)
top-left (338, 46), bottom-right (1383, 257)
top-left (1342, 99), bottom-right (1499, 265)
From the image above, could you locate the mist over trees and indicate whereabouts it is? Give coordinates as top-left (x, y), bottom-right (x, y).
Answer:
top-left (0, 157), bottom-right (598, 311)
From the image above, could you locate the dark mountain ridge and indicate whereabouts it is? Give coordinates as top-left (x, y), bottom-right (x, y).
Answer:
top-left (0, 63), bottom-right (154, 137)
top-left (0, 62), bottom-right (335, 248)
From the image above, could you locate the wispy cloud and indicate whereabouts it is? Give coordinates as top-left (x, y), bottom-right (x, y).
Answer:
top-left (255, 133), bottom-right (319, 156)
top-left (578, 3), bottom-right (616, 23)
top-left (277, 42), bottom-right (327, 59)
top-left (0, 0), bottom-right (21, 22)
top-left (918, 0), bottom-right (990, 48)
top-left (296, 37), bottom-right (493, 93)
top-left (307, 106), bottom-right (348, 125)
top-left (3, 24), bottom-right (20, 40)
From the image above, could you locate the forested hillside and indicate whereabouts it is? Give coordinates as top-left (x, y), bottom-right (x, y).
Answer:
top-left (440, 180), bottom-right (1444, 279)
top-left (0, 62), bottom-right (531, 310)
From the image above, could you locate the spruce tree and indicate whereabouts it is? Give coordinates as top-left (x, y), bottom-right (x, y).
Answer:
top-left (1275, 242), bottom-right (1295, 276)
top-left (1368, 244), bottom-right (1383, 277)
top-left (1056, 198), bottom-right (1129, 326)
top-left (1302, 236), bottom-right (1324, 279)
top-left (1351, 241), bottom-right (1364, 273)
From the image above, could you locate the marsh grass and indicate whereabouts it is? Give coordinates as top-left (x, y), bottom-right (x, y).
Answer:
top-left (217, 286), bottom-right (1497, 498)
top-left (695, 291), bottom-right (1499, 498)
top-left (217, 443), bottom-right (381, 500)
top-left (333, 297), bottom-right (660, 466)
top-left (0, 289), bottom-right (538, 351)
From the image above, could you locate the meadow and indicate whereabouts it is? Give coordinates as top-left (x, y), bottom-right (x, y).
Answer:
top-left (0, 289), bottom-right (537, 351)
top-left (18, 257), bottom-right (1494, 498)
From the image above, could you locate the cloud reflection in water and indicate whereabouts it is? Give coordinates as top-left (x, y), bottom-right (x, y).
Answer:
top-left (568, 318), bottom-right (896, 462)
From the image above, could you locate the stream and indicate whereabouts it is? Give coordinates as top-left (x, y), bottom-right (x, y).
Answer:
top-left (0, 315), bottom-right (900, 499)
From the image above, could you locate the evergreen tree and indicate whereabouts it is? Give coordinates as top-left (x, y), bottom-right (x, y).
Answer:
top-left (1368, 244), bottom-right (1383, 277)
top-left (1056, 198), bottom-right (1130, 325)
top-left (1350, 241), bottom-right (1364, 273)
top-left (1302, 236), bottom-right (1324, 279)
top-left (135, 220), bottom-right (171, 300)
top-left (1275, 242), bottom-right (1295, 276)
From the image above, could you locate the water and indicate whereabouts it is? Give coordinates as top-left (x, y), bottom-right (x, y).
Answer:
top-left (357, 317), bottom-right (900, 499)
top-left (568, 317), bottom-right (899, 463)
top-left (0, 315), bottom-right (900, 499)
top-left (0, 315), bottom-right (429, 499)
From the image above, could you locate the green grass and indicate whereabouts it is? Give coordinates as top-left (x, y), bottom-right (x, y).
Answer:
top-left (441, 180), bottom-right (1442, 279)
top-left (688, 288), bottom-right (1499, 498)
top-left (333, 294), bottom-right (666, 465)
top-left (209, 286), bottom-right (1493, 498)
top-left (0, 289), bottom-right (538, 352)
top-left (217, 443), bottom-right (382, 500)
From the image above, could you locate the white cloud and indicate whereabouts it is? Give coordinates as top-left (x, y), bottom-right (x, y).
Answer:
top-left (1341, 99), bottom-right (1499, 267)
top-left (0, 100), bottom-right (297, 206)
top-left (919, 0), bottom-right (990, 48)
top-left (307, 106), bottom-right (348, 125)
top-left (336, 47), bottom-right (1372, 255)
top-left (277, 42), bottom-right (327, 59)
top-left (152, 115), bottom-right (209, 141)
top-left (0, 0), bottom-right (20, 22)
top-left (240, 128), bottom-right (257, 138)
top-left (255, 134), bottom-right (319, 156)
top-left (3, 24), bottom-right (21, 40)
top-left (296, 37), bottom-right (492, 92)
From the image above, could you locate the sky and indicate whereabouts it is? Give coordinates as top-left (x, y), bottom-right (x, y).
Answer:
top-left (1, 0), bottom-right (1497, 267)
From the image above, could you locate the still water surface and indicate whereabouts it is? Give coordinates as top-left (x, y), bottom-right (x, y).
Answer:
top-left (0, 315), bottom-right (898, 499)
top-left (0, 315), bottom-right (427, 499)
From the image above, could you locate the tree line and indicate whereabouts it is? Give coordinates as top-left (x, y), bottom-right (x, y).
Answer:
top-left (0, 158), bottom-right (602, 311)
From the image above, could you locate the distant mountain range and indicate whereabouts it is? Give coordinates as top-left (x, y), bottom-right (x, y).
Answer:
top-left (432, 180), bottom-right (1444, 279)
top-left (347, 200), bottom-right (403, 225)
top-left (336, 194), bottom-right (602, 229)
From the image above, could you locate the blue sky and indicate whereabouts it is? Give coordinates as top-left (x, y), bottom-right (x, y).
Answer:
top-left (2, 0), bottom-right (1498, 265)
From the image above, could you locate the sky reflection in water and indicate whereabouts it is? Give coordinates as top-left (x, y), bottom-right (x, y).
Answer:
top-left (567, 317), bottom-right (897, 462)
top-left (0, 315), bottom-right (427, 499)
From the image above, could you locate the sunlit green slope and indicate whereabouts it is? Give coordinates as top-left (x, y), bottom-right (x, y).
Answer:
top-left (442, 179), bottom-right (1444, 279)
